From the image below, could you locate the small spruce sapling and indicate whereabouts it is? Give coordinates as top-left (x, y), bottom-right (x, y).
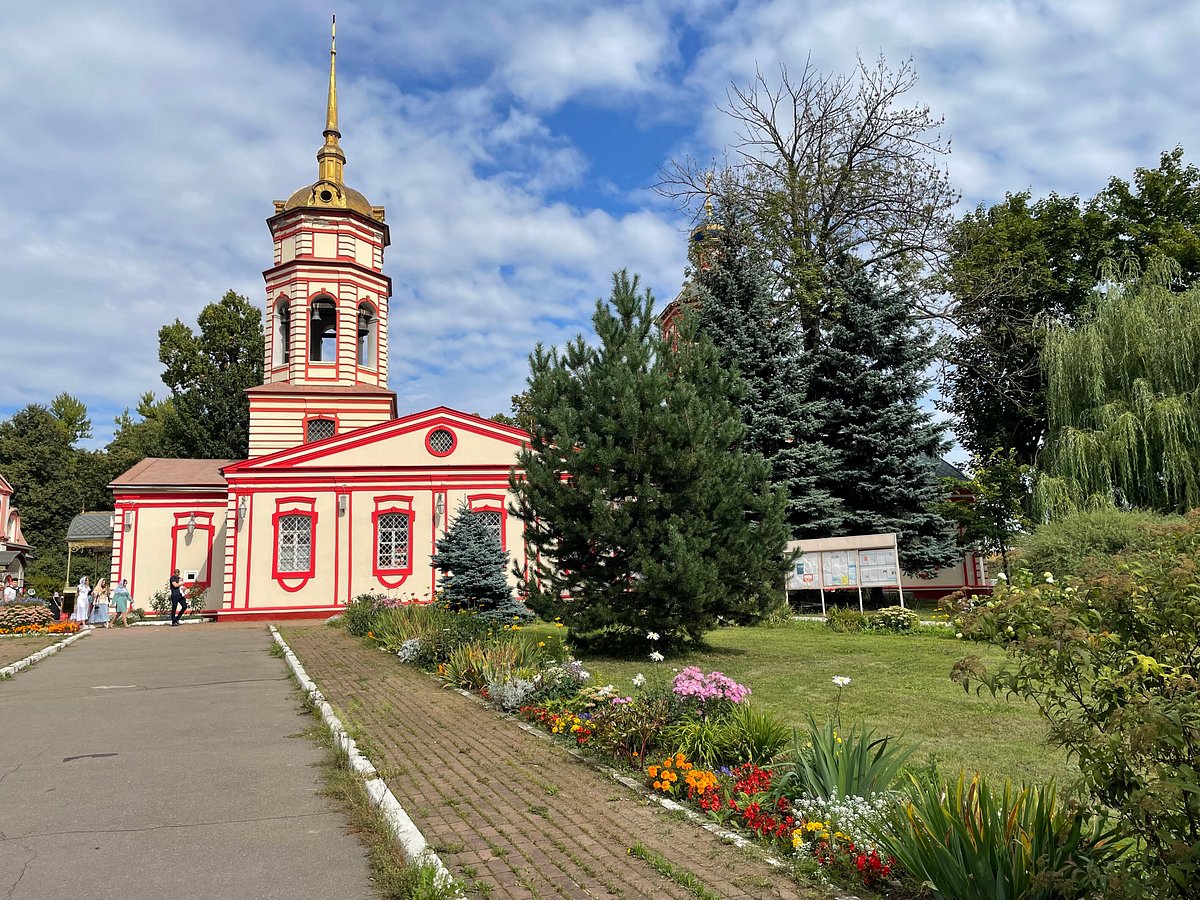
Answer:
top-left (431, 501), bottom-right (529, 621)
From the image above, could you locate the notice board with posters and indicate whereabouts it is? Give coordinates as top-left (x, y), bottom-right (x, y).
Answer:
top-left (784, 533), bottom-right (904, 611)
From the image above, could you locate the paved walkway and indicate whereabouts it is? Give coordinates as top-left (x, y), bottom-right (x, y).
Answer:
top-left (0, 625), bottom-right (372, 900)
top-left (282, 624), bottom-right (826, 900)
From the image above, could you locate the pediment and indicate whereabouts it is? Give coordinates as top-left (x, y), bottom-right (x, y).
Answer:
top-left (225, 407), bottom-right (528, 474)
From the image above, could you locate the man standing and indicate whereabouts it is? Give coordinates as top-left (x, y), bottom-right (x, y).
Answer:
top-left (2, 576), bottom-right (16, 605)
top-left (169, 569), bottom-right (187, 626)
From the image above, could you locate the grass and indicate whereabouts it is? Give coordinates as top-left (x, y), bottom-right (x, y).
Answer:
top-left (583, 620), bottom-right (1074, 787)
top-left (627, 841), bottom-right (725, 900)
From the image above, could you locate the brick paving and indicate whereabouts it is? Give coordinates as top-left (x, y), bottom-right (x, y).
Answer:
top-left (282, 624), bottom-right (828, 900)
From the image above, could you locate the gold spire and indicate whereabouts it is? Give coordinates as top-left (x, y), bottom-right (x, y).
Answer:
top-left (326, 15), bottom-right (338, 135)
top-left (703, 171), bottom-right (714, 219)
top-left (316, 15), bottom-right (345, 185)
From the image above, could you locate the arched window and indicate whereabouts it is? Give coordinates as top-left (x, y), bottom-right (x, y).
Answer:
top-left (276, 514), bottom-right (312, 573)
top-left (275, 299), bottom-right (291, 365)
top-left (357, 303), bottom-right (376, 368)
top-left (310, 298), bottom-right (337, 362)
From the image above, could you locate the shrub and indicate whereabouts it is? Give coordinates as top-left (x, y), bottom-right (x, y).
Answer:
top-left (343, 592), bottom-right (384, 636)
top-left (1015, 508), bottom-right (1181, 579)
top-left (771, 716), bottom-right (915, 802)
top-left (723, 703), bottom-right (790, 766)
top-left (663, 717), bottom-right (742, 770)
top-left (868, 605), bottom-right (918, 632)
top-left (442, 636), bottom-right (544, 691)
top-left (432, 501), bottom-right (530, 621)
top-left (0, 603), bottom-right (54, 631)
top-left (953, 518), bottom-right (1200, 896)
top-left (486, 675), bottom-right (538, 711)
top-left (872, 772), bottom-right (1120, 900)
top-left (825, 607), bottom-right (866, 632)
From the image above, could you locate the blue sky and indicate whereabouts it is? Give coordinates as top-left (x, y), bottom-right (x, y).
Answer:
top-left (2, 0), bottom-right (1198, 449)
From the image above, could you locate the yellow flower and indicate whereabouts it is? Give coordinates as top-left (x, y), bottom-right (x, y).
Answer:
top-left (537, 641), bottom-right (546, 647)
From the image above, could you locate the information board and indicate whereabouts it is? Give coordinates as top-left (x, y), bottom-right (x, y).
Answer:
top-left (787, 551), bottom-right (822, 590)
top-left (822, 550), bottom-right (858, 586)
top-left (857, 549), bottom-right (899, 587)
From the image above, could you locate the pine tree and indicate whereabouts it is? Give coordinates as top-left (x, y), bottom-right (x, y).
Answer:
top-left (431, 501), bottom-right (525, 620)
top-left (691, 208), bottom-right (843, 537)
top-left (804, 259), bottom-right (958, 574)
top-left (511, 271), bottom-right (789, 654)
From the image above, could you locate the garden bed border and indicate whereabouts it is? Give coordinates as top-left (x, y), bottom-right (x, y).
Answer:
top-left (0, 629), bottom-right (90, 679)
top-left (267, 625), bottom-right (462, 897)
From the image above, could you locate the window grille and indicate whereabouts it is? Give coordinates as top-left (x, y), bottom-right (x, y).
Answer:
top-left (474, 510), bottom-right (502, 545)
top-left (277, 514), bottom-right (311, 573)
top-left (428, 428), bottom-right (455, 454)
top-left (307, 418), bottom-right (336, 443)
top-left (377, 513), bottom-right (410, 569)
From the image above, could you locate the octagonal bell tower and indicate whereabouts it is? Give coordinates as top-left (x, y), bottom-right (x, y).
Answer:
top-left (247, 17), bottom-right (397, 457)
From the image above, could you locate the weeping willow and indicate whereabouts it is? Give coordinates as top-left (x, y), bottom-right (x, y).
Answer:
top-left (1036, 259), bottom-right (1200, 518)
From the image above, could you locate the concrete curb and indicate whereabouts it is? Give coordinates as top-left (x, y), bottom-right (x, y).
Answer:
top-left (447, 686), bottom-right (863, 900)
top-left (268, 625), bottom-right (462, 897)
top-left (0, 628), bottom-right (90, 679)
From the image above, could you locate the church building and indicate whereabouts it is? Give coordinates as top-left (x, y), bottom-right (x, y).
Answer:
top-left (108, 30), bottom-right (531, 619)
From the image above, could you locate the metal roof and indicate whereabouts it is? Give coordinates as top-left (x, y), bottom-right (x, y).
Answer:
top-left (108, 458), bottom-right (237, 490)
top-left (66, 512), bottom-right (115, 543)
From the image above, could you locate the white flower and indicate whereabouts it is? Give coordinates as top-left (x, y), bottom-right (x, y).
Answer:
top-left (832, 675), bottom-right (851, 687)
top-left (647, 631), bottom-right (660, 641)
top-left (649, 651), bottom-right (665, 663)
top-left (995, 572), bottom-right (1007, 581)
top-left (632, 673), bottom-right (646, 688)
top-left (956, 632), bottom-right (964, 639)
top-left (1043, 572), bottom-right (1055, 583)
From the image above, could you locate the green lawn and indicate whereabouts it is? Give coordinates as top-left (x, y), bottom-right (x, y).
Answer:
top-left (570, 621), bottom-right (1075, 787)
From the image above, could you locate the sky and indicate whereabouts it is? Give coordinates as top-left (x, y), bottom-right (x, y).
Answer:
top-left (2, 0), bottom-right (1198, 449)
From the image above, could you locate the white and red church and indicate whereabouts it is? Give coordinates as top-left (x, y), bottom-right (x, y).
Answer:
top-left (108, 35), bottom-right (531, 619)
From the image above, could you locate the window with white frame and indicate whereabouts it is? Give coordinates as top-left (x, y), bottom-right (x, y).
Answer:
top-left (277, 514), bottom-right (312, 572)
top-left (376, 513), bottom-right (410, 570)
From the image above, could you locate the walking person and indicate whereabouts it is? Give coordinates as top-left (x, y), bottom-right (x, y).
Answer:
top-left (89, 578), bottom-right (111, 628)
top-left (71, 576), bottom-right (91, 628)
top-left (169, 569), bottom-right (187, 626)
top-left (112, 578), bottom-right (133, 627)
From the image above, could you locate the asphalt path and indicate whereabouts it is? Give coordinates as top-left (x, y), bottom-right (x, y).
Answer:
top-left (0, 624), bottom-right (372, 900)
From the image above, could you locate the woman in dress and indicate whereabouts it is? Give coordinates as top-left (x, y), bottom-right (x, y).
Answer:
top-left (112, 579), bottom-right (132, 627)
top-left (71, 576), bottom-right (91, 627)
top-left (89, 578), bottom-right (111, 628)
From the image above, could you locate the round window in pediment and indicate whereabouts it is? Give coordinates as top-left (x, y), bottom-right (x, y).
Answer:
top-left (426, 428), bottom-right (456, 457)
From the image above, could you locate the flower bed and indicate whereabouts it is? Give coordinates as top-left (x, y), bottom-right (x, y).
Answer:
top-left (0, 619), bottom-right (80, 636)
top-left (341, 603), bottom-right (1125, 897)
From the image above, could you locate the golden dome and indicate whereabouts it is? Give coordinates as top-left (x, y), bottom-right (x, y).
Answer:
top-left (283, 180), bottom-right (377, 218)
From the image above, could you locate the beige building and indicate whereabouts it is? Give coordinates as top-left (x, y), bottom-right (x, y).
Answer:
top-left (109, 32), bottom-right (530, 619)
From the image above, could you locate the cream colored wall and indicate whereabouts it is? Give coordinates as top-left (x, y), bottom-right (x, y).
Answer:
top-left (247, 394), bottom-right (395, 458)
top-left (289, 424), bottom-right (524, 469)
top-left (224, 481), bottom-right (526, 611)
top-left (111, 496), bottom-right (228, 612)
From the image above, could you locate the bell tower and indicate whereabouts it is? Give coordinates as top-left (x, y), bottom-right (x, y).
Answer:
top-left (247, 17), bottom-right (397, 457)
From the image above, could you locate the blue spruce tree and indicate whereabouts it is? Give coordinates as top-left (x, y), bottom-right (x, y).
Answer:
top-left (431, 501), bottom-right (528, 620)
top-left (804, 258), bottom-right (957, 574)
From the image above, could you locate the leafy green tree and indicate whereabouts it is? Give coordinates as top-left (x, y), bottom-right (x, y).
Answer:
top-left (804, 259), bottom-right (957, 574)
top-left (941, 192), bottom-right (1107, 464)
top-left (691, 206), bottom-right (841, 537)
top-left (1036, 260), bottom-right (1200, 517)
top-left (158, 290), bottom-right (263, 459)
top-left (106, 392), bottom-right (173, 476)
top-left (1094, 146), bottom-right (1200, 283)
top-left (0, 404), bottom-right (110, 587)
top-left (431, 501), bottom-right (525, 620)
top-left (952, 520), bottom-right (1200, 897)
top-left (50, 392), bottom-right (93, 444)
top-left (511, 271), bottom-right (789, 654)
top-left (938, 449), bottom-right (1031, 578)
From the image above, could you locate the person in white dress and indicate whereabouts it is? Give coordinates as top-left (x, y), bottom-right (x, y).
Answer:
top-left (71, 576), bottom-right (91, 627)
